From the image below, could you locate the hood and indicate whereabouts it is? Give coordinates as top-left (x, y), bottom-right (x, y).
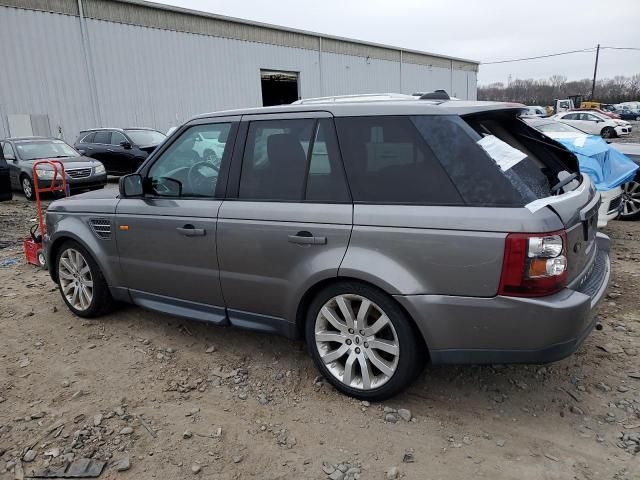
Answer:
top-left (138, 144), bottom-right (160, 154)
top-left (24, 156), bottom-right (101, 169)
top-left (47, 187), bottom-right (119, 215)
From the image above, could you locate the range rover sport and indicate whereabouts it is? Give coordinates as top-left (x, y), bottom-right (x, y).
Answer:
top-left (44, 98), bottom-right (610, 400)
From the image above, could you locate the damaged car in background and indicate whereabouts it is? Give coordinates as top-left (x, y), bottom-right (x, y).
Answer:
top-left (43, 98), bottom-right (610, 400)
top-left (524, 118), bottom-right (638, 226)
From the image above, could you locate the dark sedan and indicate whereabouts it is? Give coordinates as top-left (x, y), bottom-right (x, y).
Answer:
top-left (1, 137), bottom-right (107, 200)
top-left (74, 128), bottom-right (166, 176)
top-left (614, 109), bottom-right (640, 121)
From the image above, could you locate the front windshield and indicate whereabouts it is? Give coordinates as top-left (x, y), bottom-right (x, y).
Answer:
top-left (125, 130), bottom-right (166, 146)
top-left (537, 122), bottom-right (585, 134)
top-left (15, 140), bottom-right (79, 160)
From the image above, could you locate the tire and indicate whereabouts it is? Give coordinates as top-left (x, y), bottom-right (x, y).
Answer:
top-left (601, 127), bottom-right (616, 139)
top-left (620, 175), bottom-right (640, 221)
top-left (55, 240), bottom-right (113, 318)
top-left (20, 174), bottom-right (34, 200)
top-left (305, 281), bottom-right (424, 400)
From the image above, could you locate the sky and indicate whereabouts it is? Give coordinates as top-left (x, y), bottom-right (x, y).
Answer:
top-left (153, 0), bottom-right (640, 85)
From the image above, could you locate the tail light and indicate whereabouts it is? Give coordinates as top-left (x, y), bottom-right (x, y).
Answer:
top-left (498, 231), bottom-right (568, 297)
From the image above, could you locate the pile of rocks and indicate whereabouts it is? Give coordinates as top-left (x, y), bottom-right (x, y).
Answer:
top-left (616, 431), bottom-right (640, 455)
top-left (322, 460), bottom-right (362, 480)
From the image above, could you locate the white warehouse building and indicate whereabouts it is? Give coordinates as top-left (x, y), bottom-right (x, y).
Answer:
top-left (0, 0), bottom-right (479, 141)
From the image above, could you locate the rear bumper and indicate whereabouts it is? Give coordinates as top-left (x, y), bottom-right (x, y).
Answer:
top-left (395, 233), bottom-right (611, 365)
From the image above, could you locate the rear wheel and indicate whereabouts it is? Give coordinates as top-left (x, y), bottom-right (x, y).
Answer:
top-left (305, 281), bottom-right (423, 400)
top-left (21, 175), bottom-right (34, 200)
top-left (620, 175), bottom-right (640, 221)
top-left (56, 240), bottom-right (113, 317)
top-left (601, 127), bottom-right (616, 139)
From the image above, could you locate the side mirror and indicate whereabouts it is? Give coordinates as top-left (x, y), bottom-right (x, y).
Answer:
top-left (120, 141), bottom-right (132, 149)
top-left (119, 174), bottom-right (144, 197)
top-left (5, 154), bottom-right (15, 161)
top-left (77, 149), bottom-right (86, 155)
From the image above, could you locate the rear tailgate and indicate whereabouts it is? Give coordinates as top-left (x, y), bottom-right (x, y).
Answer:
top-left (462, 109), bottom-right (601, 285)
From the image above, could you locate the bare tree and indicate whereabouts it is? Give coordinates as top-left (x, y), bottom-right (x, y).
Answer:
top-left (478, 74), bottom-right (640, 105)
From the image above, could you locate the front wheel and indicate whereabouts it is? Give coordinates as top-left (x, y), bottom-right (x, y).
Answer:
top-left (56, 240), bottom-right (113, 317)
top-left (305, 281), bottom-right (424, 400)
top-left (601, 127), bottom-right (616, 139)
top-left (620, 176), bottom-right (640, 221)
top-left (21, 175), bottom-right (34, 200)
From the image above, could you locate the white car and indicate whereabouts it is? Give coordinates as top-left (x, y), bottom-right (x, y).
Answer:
top-left (526, 119), bottom-right (623, 227)
top-left (520, 106), bottom-right (547, 118)
top-left (552, 111), bottom-right (631, 138)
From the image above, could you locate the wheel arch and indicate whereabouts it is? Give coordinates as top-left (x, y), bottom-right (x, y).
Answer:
top-left (294, 276), bottom-right (429, 354)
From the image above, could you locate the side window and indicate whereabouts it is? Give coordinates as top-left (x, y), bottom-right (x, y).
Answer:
top-left (79, 132), bottom-right (95, 143)
top-left (147, 123), bottom-right (232, 198)
top-left (335, 116), bottom-right (463, 205)
top-left (110, 132), bottom-right (128, 146)
top-left (2, 142), bottom-right (15, 159)
top-left (93, 131), bottom-right (111, 144)
top-left (238, 118), bottom-right (349, 202)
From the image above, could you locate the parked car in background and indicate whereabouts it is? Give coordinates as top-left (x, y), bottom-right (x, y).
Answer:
top-left (610, 143), bottom-right (640, 220)
top-left (524, 118), bottom-right (638, 226)
top-left (552, 111), bottom-right (631, 138)
top-left (0, 147), bottom-right (12, 201)
top-left (1, 137), bottom-right (106, 200)
top-left (75, 128), bottom-right (166, 176)
top-left (572, 108), bottom-right (620, 120)
top-left (519, 106), bottom-right (547, 118)
top-left (614, 108), bottom-right (640, 121)
top-left (45, 98), bottom-right (610, 400)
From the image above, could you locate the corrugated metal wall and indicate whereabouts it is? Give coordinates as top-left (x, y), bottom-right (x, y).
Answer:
top-left (0, 3), bottom-right (479, 140)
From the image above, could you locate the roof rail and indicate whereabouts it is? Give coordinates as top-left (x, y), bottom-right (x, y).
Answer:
top-left (293, 93), bottom-right (414, 105)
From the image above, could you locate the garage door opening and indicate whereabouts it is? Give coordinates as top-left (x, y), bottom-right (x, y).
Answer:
top-left (261, 70), bottom-right (299, 106)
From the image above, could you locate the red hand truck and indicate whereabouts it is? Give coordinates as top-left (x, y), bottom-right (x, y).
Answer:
top-left (23, 160), bottom-right (68, 267)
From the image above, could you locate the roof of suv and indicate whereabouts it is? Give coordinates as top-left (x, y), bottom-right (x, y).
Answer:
top-left (194, 99), bottom-right (526, 121)
top-left (3, 136), bottom-right (58, 142)
top-left (79, 127), bottom-right (160, 133)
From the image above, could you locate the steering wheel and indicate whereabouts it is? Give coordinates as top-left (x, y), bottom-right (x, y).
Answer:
top-left (186, 160), bottom-right (219, 196)
top-left (551, 172), bottom-right (579, 194)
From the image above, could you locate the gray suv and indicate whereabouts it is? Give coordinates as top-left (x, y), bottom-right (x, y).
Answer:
top-left (44, 99), bottom-right (610, 400)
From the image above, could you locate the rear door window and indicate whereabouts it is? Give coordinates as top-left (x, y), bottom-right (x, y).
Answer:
top-left (93, 131), bottom-right (111, 144)
top-left (79, 132), bottom-right (95, 143)
top-left (335, 116), bottom-right (463, 205)
top-left (238, 118), bottom-right (350, 202)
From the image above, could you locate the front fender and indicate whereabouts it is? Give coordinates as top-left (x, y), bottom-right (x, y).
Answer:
top-left (45, 212), bottom-right (121, 288)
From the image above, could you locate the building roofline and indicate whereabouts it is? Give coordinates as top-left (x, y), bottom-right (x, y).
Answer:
top-left (112, 0), bottom-right (480, 65)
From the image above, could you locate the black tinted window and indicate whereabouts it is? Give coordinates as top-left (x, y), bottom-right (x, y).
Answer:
top-left (93, 131), bottom-right (111, 144)
top-left (335, 116), bottom-right (463, 205)
top-left (111, 132), bottom-right (128, 145)
top-left (80, 132), bottom-right (95, 143)
top-left (413, 115), bottom-right (527, 206)
top-left (239, 118), bottom-right (349, 202)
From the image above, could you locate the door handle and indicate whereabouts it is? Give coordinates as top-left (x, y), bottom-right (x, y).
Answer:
top-left (176, 224), bottom-right (206, 237)
top-left (288, 231), bottom-right (326, 245)
top-left (107, 148), bottom-right (115, 152)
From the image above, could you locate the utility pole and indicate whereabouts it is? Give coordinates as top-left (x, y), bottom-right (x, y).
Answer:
top-left (591, 44), bottom-right (600, 100)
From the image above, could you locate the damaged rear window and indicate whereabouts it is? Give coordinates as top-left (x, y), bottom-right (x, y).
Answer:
top-left (413, 113), bottom-right (580, 206)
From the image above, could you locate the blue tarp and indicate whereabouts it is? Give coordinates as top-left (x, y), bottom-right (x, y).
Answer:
top-left (554, 135), bottom-right (639, 191)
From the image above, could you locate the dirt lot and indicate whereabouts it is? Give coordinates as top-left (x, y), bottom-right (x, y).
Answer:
top-left (1, 187), bottom-right (639, 480)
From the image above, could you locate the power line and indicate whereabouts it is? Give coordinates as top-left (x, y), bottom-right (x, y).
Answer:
top-left (482, 48), bottom-right (595, 65)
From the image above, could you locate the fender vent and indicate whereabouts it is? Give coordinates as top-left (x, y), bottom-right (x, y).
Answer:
top-left (89, 218), bottom-right (111, 240)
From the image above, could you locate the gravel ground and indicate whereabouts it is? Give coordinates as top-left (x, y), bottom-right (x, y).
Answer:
top-left (0, 187), bottom-right (639, 480)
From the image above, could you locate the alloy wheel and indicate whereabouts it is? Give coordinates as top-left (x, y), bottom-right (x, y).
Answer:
top-left (22, 177), bottom-right (32, 198)
top-left (621, 181), bottom-right (640, 217)
top-left (314, 294), bottom-right (400, 390)
top-left (58, 248), bottom-right (94, 311)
